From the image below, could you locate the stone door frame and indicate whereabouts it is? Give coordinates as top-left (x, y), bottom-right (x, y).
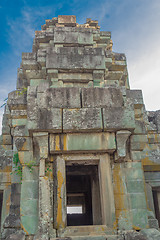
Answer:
top-left (53, 153), bottom-right (116, 231)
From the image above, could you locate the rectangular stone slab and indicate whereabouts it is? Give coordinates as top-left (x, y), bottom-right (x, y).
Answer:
top-left (50, 132), bottom-right (116, 153)
top-left (103, 106), bottom-right (135, 131)
top-left (58, 15), bottom-right (76, 24)
top-left (46, 47), bottom-right (105, 70)
top-left (82, 87), bottom-right (123, 108)
top-left (45, 87), bottom-right (81, 108)
top-left (27, 108), bottom-right (62, 132)
top-left (54, 27), bottom-right (93, 45)
top-left (63, 108), bottom-right (103, 132)
top-left (8, 91), bottom-right (27, 109)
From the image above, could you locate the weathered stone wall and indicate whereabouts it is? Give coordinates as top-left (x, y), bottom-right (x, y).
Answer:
top-left (0, 15), bottom-right (160, 240)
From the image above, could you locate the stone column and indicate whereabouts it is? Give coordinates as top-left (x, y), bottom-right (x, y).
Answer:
top-left (53, 155), bottom-right (66, 230)
top-left (33, 132), bottom-right (56, 240)
top-left (19, 140), bottom-right (39, 236)
top-left (99, 153), bottom-right (115, 227)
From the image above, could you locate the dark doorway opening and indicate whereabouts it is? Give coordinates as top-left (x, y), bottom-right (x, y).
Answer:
top-left (66, 164), bottom-right (101, 226)
top-left (152, 190), bottom-right (160, 227)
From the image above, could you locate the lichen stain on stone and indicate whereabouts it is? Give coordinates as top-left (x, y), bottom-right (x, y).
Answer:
top-left (132, 225), bottom-right (141, 231)
top-left (142, 156), bottom-right (160, 171)
top-left (63, 135), bottom-right (67, 151)
top-left (50, 155), bottom-right (54, 162)
top-left (57, 170), bottom-right (65, 228)
top-left (21, 223), bottom-right (29, 235)
top-left (55, 135), bottom-right (60, 150)
top-left (6, 191), bottom-right (11, 214)
top-left (113, 164), bottom-right (126, 224)
top-left (18, 152), bottom-right (24, 165)
top-left (0, 166), bottom-right (12, 173)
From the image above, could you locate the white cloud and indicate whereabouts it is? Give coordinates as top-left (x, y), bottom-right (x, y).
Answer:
top-left (0, 6), bottom-right (54, 134)
top-left (110, 1), bottom-right (160, 111)
top-left (6, 6), bottom-right (53, 55)
top-left (83, 0), bottom-right (160, 111)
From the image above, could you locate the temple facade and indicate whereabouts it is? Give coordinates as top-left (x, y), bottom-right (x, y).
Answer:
top-left (0, 15), bottom-right (160, 240)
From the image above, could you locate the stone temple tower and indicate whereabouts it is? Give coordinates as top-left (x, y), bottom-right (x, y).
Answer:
top-left (0, 15), bottom-right (160, 240)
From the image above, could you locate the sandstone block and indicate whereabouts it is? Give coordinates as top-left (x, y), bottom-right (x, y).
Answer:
top-left (50, 132), bottom-right (116, 153)
top-left (154, 110), bottom-right (160, 132)
top-left (22, 60), bottom-right (39, 70)
top-left (148, 218), bottom-right (159, 229)
top-left (63, 108), bottom-right (103, 132)
top-left (8, 91), bottom-right (27, 110)
top-left (18, 151), bottom-right (33, 165)
top-left (53, 156), bottom-right (66, 229)
top-left (134, 120), bottom-right (146, 134)
top-left (12, 119), bottom-right (27, 127)
top-left (46, 47), bottom-right (105, 70)
top-left (2, 125), bottom-right (11, 135)
top-left (46, 87), bottom-right (81, 108)
top-left (147, 133), bottom-right (160, 144)
top-left (37, 82), bottom-right (50, 92)
top-left (22, 53), bottom-right (38, 70)
top-left (47, 69), bottom-right (58, 78)
top-left (125, 168), bottom-right (144, 181)
top-left (30, 79), bottom-right (46, 87)
top-left (82, 87), bottom-right (123, 108)
top-left (114, 194), bottom-right (130, 210)
top-left (25, 69), bottom-right (46, 80)
top-left (3, 214), bottom-right (21, 229)
top-left (27, 108), bottom-right (62, 132)
top-left (129, 193), bottom-right (147, 209)
top-left (131, 209), bottom-right (148, 229)
top-left (140, 228), bottom-right (160, 240)
top-left (1, 145), bottom-right (12, 150)
top-left (130, 151), bottom-right (145, 161)
top-left (126, 90), bottom-right (144, 106)
top-left (33, 132), bottom-right (48, 159)
top-left (22, 166), bottom-right (39, 181)
top-left (117, 210), bottom-right (132, 230)
top-left (126, 180), bottom-right (145, 193)
top-left (5, 230), bottom-right (25, 240)
top-left (21, 199), bottom-right (38, 216)
top-left (38, 108), bottom-right (62, 131)
top-left (130, 135), bottom-right (148, 151)
top-left (124, 231), bottom-right (147, 240)
top-left (103, 106), bottom-right (135, 131)
top-left (58, 72), bottom-right (92, 83)
top-left (58, 15), bottom-right (76, 26)
top-left (54, 27), bottom-right (93, 45)
top-left (21, 180), bottom-right (38, 200)
top-left (12, 125), bottom-right (29, 137)
top-left (21, 215), bottom-right (38, 235)
top-left (22, 52), bottom-right (36, 60)
top-left (144, 171), bottom-right (160, 182)
top-left (0, 172), bottom-right (11, 183)
top-left (2, 135), bottom-right (12, 145)
top-left (11, 109), bottom-right (27, 119)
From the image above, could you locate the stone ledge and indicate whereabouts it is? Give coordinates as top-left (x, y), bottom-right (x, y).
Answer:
top-left (50, 132), bottom-right (116, 153)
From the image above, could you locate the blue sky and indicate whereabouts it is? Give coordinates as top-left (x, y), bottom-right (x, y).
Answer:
top-left (0, 0), bottom-right (160, 132)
